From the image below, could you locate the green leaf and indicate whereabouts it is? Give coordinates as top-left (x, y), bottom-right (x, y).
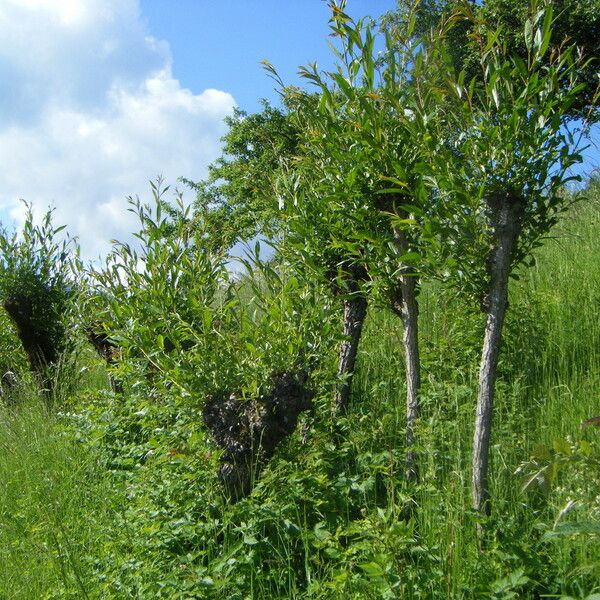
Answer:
top-left (313, 522), bottom-right (331, 541)
top-left (243, 534), bottom-right (259, 546)
top-left (552, 438), bottom-right (571, 455)
top-left (156, 334), bottom-right (165, 350)
top-left (524, 19), bottom-right (533, 49)
top-left (543, 522), bottom-right (600, 539)
top-left (359, 562), bottom-right (385, 578)
top-left (399, 252), bottom-right (421, 263)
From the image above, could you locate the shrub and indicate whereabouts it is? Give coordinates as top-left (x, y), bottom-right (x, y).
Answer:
top-left (0, 204), bottom-right (79, 386)
top-left (90, 181), bottom-right (338, 499)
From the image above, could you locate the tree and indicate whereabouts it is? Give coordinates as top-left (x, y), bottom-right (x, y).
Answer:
top-left (91, 181), bottom-right (335, 499)
top-left (184, 101), bottom-right (299, 253)
top-left (391, 0), bottom-right (600, 115)
top-left (274, 125), bottom-right (374, 415)
top-left (0, 206), bottom-right (78, 390)
top-left (272, 1), bottom-right (456, 481)
top-left (431, 4), bottom-right (592, 522)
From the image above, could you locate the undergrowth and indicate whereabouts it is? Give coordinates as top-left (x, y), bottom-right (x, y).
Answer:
top-left (0, 197), bottom-right (599, 598)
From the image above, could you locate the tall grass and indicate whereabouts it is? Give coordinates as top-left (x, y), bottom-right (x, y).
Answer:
top-left (345, 195), bottom-right (600, 598)
top-left (0, 197), bottom-right (598, 598)
top-left (0, 384), bottom-right (119, 599)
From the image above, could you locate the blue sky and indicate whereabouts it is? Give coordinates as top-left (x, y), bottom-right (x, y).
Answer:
top-left (0, 0), bottom-right (596, 259)
top-left (0, 0), bottom-right (396, 259)
top-left (139, 1), bottom-right (396, 113)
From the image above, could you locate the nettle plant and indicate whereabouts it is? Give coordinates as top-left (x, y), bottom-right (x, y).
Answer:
top-left (0, 204), bottom-right (79, 385)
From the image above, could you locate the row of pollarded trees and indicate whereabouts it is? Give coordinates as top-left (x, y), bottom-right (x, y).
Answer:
top-left (287, 0), bottom-right (596, 522)
top-left (194, 0), bottom-right (597, 531)
top-left (0, 0), bottom-right (596, 537)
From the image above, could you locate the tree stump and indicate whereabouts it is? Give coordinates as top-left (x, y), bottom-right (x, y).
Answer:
top-left (203, 371), bottom-right (313, 501)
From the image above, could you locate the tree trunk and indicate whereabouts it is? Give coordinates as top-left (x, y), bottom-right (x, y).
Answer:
top-left (3, 295), bottom-right (57, 385)
top-left (472, 196), bottom-right (524, 519)
top-left (392, 228), bottom-right (421, 482)
top-left (333, 294), bottom-right (368, 413)
top-left (203, 371), bottom-right (313, 501)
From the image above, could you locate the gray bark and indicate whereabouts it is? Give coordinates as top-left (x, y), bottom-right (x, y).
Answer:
top-left (334, 295), bottom-right (368, 413)
top-left (392, 228), bottom-right (421, 482)
top-left (472, 195), bottom-right (524, 518)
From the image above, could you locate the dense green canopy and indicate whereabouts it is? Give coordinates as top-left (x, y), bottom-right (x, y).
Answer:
top-left (386, 0), bottom-right (600, 115)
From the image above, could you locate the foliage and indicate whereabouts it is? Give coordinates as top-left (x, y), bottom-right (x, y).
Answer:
top-left (90, 180), bottom-right (336, 401)
top-left (0, 184), bottom-right (598, 600)
top-left (0, 393), bottom-right (120, 599)
top-left (1, 2), bottom-right (600, 598)
top-left (391, 0), bottom-right (600, 116)
top-left (271, 4), bottom-right (426, 299)
top-left (430, 4), bottom-right (589, 301)
top-left (0, 306), bottom-right (27, 380)
top-left (185, 100), bottom-right (300, 251)
top-left (0, 204), bottom-right (79, 378)
top-left (89, 180), bottom-right (232, 393)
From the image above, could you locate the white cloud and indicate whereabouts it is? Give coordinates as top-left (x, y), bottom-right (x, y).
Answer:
top-left (0, 0), bottom-right (235, 258)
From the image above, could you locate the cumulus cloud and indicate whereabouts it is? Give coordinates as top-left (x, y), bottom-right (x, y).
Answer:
top-left (0, 0), bottom-right (235, 258)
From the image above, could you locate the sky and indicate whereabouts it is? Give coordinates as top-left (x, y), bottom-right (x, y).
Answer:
top-left (0, 0), bottom-right (597, 261)
top-left (0, 0), bottom-right (396, 260)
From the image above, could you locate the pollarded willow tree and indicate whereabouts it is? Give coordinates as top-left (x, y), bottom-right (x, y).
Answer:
top-left (431, 3), bottom-right (595, 519)
top-left (266, 11), bottom-right (403, 416)
top-left (90, 181), bottom-right (334, 500)
top-left (0, 206), bottom-right (79, 389)
top-left (273, 158), bottom-right (374, 416)
top-left (271, 2), bottom-right (461, 479)
top-left (182, 85), bottom-right (379, 440)
top-left (183, 94), bottom-right (372, 418)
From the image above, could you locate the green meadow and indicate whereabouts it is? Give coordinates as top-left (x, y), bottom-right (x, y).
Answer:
top-left (0, 190), bottom-right (598, 599)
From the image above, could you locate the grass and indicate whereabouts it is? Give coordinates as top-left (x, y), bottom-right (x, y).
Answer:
top-left (0, 196), bottom-right (599, 598)
top-left (0, 382), bottom-right (120, 599)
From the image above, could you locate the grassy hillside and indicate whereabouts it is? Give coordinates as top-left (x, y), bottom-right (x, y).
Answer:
top-left (0, 193), bottom-right (599, 599)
